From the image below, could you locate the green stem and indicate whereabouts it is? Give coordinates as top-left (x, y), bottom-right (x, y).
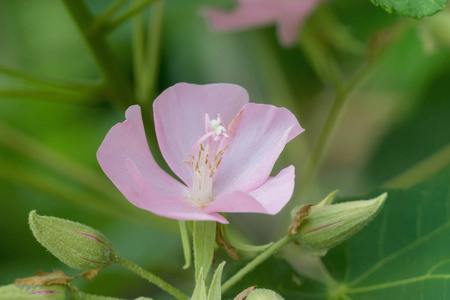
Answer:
top-left (142, 0), bottom-right (165, 102)
top-left (382, 144), bottom-right (450, 189)
top-left (132, 3), bottom-right (146, 104)
top-left (0, 122), bottom-right (118, 200)
top-left (0, 65), bottom-right (100, 93)
top-left (62, 0), bottom-right (134, 110)
top-left (106, 0), bottom-right (156, 34)
top-left (0, 130), bottom-right (177, 230)
top-left (111, 253), bottom-right (189, 300)
top-left (0, 158), bottom-right (131, 220)
top-left (132, 0), bottom-right (165, 155)
top-left (317, 257), bottom-right (339, 290)
top-left (300, 62), bottom-right (373, 195)
top-left (250, 32), bottom-right (301, 116)
top-left (300, 89), bottom-right (347, 187)
top-left (300, 23), bottom-right (345, 92)
top-left (250, 32), bottom-right (311, 198)
top-left (0, 89), bottom-right (97, 105)
top-left (89, 0), bottom-right (127, 34)
top-left (221, 235), bottom-right (295, 293)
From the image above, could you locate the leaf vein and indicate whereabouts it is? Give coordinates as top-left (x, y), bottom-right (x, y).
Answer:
top-left (349, 221), bottom-right (450, 286)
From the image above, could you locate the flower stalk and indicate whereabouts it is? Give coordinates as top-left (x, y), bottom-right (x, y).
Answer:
top-left (111, 253), bottom-right (189, 300)
top-left (221, 235), bottom-right (296, 294)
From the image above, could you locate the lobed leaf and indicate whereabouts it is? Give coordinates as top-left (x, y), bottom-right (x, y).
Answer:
top-left (370, 0), bottom-right (448, 20)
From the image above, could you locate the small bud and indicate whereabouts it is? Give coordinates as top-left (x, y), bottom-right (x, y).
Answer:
top-left (29, 211), bottom-right (113, 270)
top-left (1, 284), bottom-right (75, 300)
top-left (297, 193), bottom-right (387, 256)
top-left (246, 289), bottom-right (284, 300)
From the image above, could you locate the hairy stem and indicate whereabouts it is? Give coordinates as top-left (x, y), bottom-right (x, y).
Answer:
top-left (111, 253), bottom-right (189, 300)
top-left (221, 235), bottom-right (295, 293)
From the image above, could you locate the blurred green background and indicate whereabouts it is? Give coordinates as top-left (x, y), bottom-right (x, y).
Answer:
top-left (0, 0), bottom-right (449, 299)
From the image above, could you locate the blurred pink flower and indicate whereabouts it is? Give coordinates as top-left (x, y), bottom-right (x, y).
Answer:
top-left (205, 0), bottom-right (329, 47)
top-left (97, 83), bottom-right (303, 223)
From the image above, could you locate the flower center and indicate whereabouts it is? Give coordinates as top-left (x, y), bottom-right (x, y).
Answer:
top-left (185, 114), bottom-right (228, 207)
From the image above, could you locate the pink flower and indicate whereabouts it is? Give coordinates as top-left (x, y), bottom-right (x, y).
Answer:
top-left (205, 0), bottom-right (329, 47)
top-left (97, 83), bottom-right (303, 224)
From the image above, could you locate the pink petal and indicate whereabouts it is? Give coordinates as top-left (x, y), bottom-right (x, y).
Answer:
top-left (139, 184), bottom-right (229, 224)
top-left (154, 83), bottom-right (249, 187)
top-left (205, 0), bottom-right (279, 31)
top-left (97, 105), bottom-right (189, 209)
top-left (276, 0), bottom-right (327, 47)
top-left (205, 0), bottom-right (330, 47)
top-left (206, 191), bottom-right (267, 214)
top-left (207, 166), bottom-right (295, 214)
top-left (213, 103), bottom-right (303, 196)
top-left (248, 165), bottom-right (295, 214)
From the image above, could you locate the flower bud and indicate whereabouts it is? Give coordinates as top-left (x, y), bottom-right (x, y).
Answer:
top-left (297, 193), bottom-right (387, 256)
top-left (246, 289), bottom-right (284, 300)
top-left (29, 211), bottom-right (113, 270)
top-left (0, 284), bottom-right (75, 300)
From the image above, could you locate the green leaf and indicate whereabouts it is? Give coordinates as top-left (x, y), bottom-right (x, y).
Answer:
top-left (370, 0), bottom-right (448, 20)
top-left (322, 167), bottom-right (450, 299)
top-left (366, 70), bottom-right (450, 186)
top-left (224, 168), bottom-right (450, 299)
top-left (223, 257), bottom-right (327, 300)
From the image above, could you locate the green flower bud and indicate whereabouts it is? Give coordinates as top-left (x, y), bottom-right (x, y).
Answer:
top-left (246, 289), bottom-right (284, 300)
top-left (297, 193), bottom-right (387, 256)
top-left (0, 284), bottom-right (75, 300)
top-left (29, 211), bottom-right (113, 270)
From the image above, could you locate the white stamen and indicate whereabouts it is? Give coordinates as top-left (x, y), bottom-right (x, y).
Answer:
top-left (185, 114), bottom-right (229, 207)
